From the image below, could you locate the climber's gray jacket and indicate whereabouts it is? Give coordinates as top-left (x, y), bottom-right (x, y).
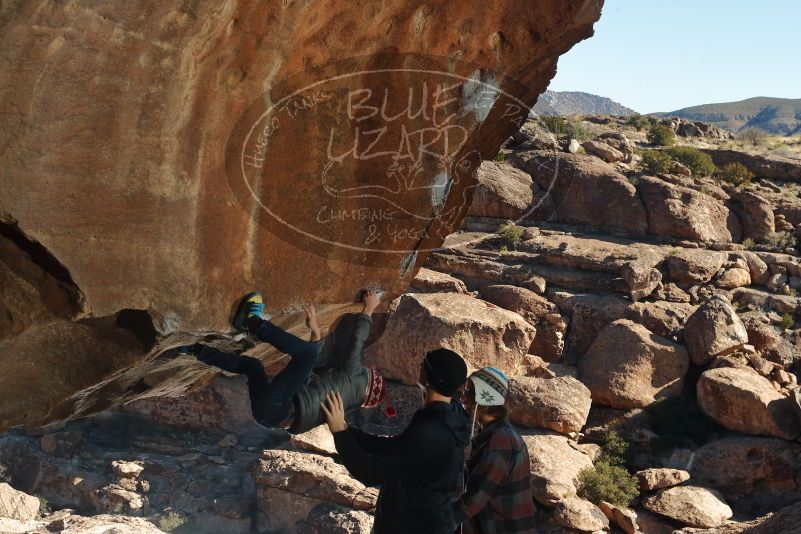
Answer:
top-left (289, 312), bottom-right (372, 433)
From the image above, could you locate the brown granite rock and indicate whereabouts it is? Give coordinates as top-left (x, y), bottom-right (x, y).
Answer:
top-left (507, 375), bottom-right (591, 434)
top-left (730, 251), bottom-right (771, 286)
top-left (552, 291), bottom-right (629, 364)
top-left (0, 512), bottom-right (167, 534)
top-left (529, 313), bottom-right (569, 362)
top-left (478, 284), bottom-right (567, 361)
top-left (522, 430), bottom-right (594, 506)
top-left (553, 497), bottom-right (609, 532)
top-left (409, 268), bottom-right (469, 295)
top-left (582, 139), bottom-right (626, 163)
top-left (643, 486), bottom-right (733, 529)
top-left (578, 319), bottom-right (689, 409)
top-left (0, 226), bottom-right (85, 343)
top-left (364, 292), bottom-right (536, 384)
top-left (638, 177), bottom-right (736, 243)
top-left (256, 449), bottom-right (377, 531)
top-left (0, 318), bottom-right (145, 431)
top-left (697, 367), bottom-right (801, 440)
top-left (716, 267), bottom-right (751, 289)
top-left (290, 426), bottom-right (337, 456)
top-left (40, 431), bottom-right (82, 459)
top-left (692, 436), bottom-right (801, 502)
top-left (666, 249), bottom-right (726, 285)
top-left (467, 161), bottom-right (535, 220)
top-left (636, 468), bottom-right (691, 492)
top-left (0, 0), bottom-right (601, 329)
top-left (0, 483), bottom-right (39, 521)
top-left (298, 504), bottom-right (374, 534)
top-left (599, 501), bottom-right (639, 534)
top-left (730, 190), bottom-right (776, 243)
top-left (702, 149), bottom-right (801, 182)
top-left (508, 151), bottom-right (649, 235)
top-left (478, 284), bottom-right (557, 321)
top-left (624, 301), bottom-right (696, 338)
top-left (635, 508), bottom-right (678, 534)
top-left (683, 295), bottom-right (748, 366)
top-left (621, 260), bottom-right (662, 302)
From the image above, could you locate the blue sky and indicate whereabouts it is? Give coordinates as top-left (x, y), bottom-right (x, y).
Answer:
top-left (548, 0), bottom-right (801, 113)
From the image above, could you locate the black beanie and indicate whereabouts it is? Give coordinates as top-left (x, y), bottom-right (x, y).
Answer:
top-left (423, 348), bottom-right (468, 397)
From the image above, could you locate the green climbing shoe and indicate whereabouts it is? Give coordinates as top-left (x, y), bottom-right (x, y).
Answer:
top-left (231, 291), bottom-right (265, 332)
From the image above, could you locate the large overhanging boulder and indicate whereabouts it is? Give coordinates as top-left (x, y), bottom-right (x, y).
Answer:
top-left (0, 1), bottom-right (604, 428)
top-left (0, 1), bottom-right (603, 331)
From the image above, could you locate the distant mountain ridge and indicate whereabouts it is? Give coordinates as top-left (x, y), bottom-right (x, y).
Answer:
top-left (662, 97), bottom-right (801, 135)
top-left (533, 90), bottom-right (636, 116)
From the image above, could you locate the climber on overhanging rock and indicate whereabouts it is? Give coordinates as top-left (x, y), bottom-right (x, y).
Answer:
top-left (178, 289), bottom-right (394, 434)
top-left (320, 348), bottom-right (471, 534)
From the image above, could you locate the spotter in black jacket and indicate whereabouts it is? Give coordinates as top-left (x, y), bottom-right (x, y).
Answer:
top-left (333, 399), bottom-right (471, 534)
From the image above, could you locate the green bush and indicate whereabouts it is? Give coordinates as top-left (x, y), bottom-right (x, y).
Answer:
top-left (627, 113), bottom-right (651, 131)
top-left (665, 146), bottom-right (717, 176)
top-left (577, 459), bottom-right (639, 507)
top-left (739, 128), bottom-right (766, 146)
top-left (37, 495), bottom-right (50, 516)
top-left (647, 124), bottom-right (676, 146)
top-left (766, 231), bottom-right (797, 249)
top-left (779, 313), bottom-right (794, 330)
top-left (565, 120), bottom-right (593, 142)
top-left (646, 395), bottom-right (721, 448)
top-left (641, 150), bottom-right (672, 174)
top-left (541, 115), bottom-right (568, 135)
top-left (576, 431), bottom-right (638, 507)
top-left (541, 115), bottom-right (592, 141)
top-left (718, 162), bottom-right (754, 187)
top-left (157, 511), bottom-right (188, 533)
top-left (498, 223), bottom-right (524, 249)
top-left (601, 430), bottom-right (629, 463)
top-left (493, 151), bottom-right (507, 162)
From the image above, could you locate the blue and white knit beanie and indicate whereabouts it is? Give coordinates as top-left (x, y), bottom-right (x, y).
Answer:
top-left (469, 367), bottom-right (509, 406)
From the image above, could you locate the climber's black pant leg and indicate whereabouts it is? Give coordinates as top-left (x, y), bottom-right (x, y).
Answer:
top-left (195, 345), bottom-right (296, 426)
top-left (247, 317), bottom-right (323, 424)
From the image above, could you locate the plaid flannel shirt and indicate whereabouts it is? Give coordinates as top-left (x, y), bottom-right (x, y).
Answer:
top-left (454, 417), bottom-right (538, 534)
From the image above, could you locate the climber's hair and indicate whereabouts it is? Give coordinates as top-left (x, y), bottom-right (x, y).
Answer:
top-left (482, 404), bottom-right (507, 421)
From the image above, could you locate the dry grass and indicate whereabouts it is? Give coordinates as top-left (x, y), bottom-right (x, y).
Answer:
top-left (716, 135), bottom-right (801, 160)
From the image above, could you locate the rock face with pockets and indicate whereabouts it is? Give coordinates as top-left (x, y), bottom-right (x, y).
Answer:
top-left (642, 486), bottom-right (733, 528)
top-left (0, 0), bottom-right (603, 428)
top-left (0, 1), bottom-right (602, 330)
top-left (0, 483), bottom-right (40, 521)
top-left (521, 430), bottom-right (595, 506)
top-left (508, 152), bottom-right (649, 235)
top-left (697, 367), bottom-right (801, 440)
top-left (506, 375), bottom-right (591, 434)
top-left (637, 176), bottom-right (736, 243)
top-left (692, 437), bottom-right (801, 503)
top-left (684, 295), bottom-right (749, 366)
top-left (467, 161), bottom-right (536, 220)
top-left (364, 292), bottom-right (536, 384)
top-left (578, 319), bottom-right (690, 409)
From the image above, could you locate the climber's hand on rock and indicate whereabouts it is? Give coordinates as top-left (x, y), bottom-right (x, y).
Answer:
top-left (361, 290), bottom-right (380, 316)
top-left (321, 390), bottom-right (347, 433)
